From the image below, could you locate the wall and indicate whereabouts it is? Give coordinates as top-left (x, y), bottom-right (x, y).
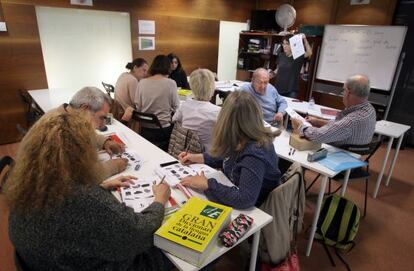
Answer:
top-left (258, 0), bottom-right (397, 26)
top-left (0, 0), bottom-right (253, 144)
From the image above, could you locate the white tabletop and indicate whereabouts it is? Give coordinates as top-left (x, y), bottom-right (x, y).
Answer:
top-left (375, 120), bottom-right (411, 138)
top-left (28, 88), bottom-right (79, 113)
top-left (28, 88), bottom-right (273, 271)
top-left (273, 130), bottom-right (360, 178)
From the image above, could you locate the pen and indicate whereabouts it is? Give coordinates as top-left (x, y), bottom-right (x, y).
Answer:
top-left (292, 149), bottom-right (296, 155)
top-left (185, 144), bottom-right (191, 155)
top-left (160, 175), bottom-right (166, 184)
top-left (289, 148), bottom-right (292, 156)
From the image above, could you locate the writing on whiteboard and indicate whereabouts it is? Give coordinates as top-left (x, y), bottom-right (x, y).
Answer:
top-left (316, 25), bottom-right (406, 90)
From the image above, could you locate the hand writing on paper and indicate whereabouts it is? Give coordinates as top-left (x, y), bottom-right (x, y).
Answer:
top-left (104, 140), bottom-right (125, 156)
top-left (181, 172), bottom-right (209, 192)
top-left (177, 152), bottom-right (204, 165)
top-left (153, 182), bottom-right (171, 205)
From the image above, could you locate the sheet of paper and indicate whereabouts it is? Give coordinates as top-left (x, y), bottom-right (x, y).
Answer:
top-left (285, 107), bottom-right (312, 127)
top-left (121, 179), bottom-right (157, 213)
top-left (70, 0), bottom-right (93, 6)
top-left (138, 20), bottom-right (155, 34)
top-left (289, 34), bottom-right (305, 60)
top-left (0, 22), bottom-right (7, 32)
top-left (307, 105), bottom-right (322, 117)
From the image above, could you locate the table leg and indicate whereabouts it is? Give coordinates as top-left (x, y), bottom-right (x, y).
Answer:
top-left (340, 169), bottom-right (351, 196)
top-left (306, 175), bottom-right (328, 257)
top-left (373, 137), bottom-right (394, 198)
top-left (385, 135), bottom-right (404, 187)
top-left (249, 231), bottom-right (260, 271)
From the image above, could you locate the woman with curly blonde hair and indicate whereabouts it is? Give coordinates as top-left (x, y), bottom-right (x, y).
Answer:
top-left (179, 91), bottom-right (281, 209)
top-left (4, 111), bottom-right (172, 271)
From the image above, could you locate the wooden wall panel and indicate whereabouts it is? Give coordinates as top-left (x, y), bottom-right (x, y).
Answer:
top-left (131, 13), bottom-right (219, 74)
top-left (334, 0), bottom-right (397, 25)
top-left (0, 3), bottom-right (48, 144)
top-left (0, 0), bottom-right (253, 144)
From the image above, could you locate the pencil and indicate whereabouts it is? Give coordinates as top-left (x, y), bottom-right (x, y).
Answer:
top-left (185, 144), bottom-right (191, 155)
top-left (160, 175), bottom-right (166, 184)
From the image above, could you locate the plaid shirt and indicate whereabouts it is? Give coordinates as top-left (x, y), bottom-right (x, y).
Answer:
top-left (300, 101), bottom-right (376, 146)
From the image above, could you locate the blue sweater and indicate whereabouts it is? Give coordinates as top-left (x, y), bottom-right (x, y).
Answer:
top-left (203, 142), bottom-right (281, 209)
top-left (241, 83), bottom-right (288, 123)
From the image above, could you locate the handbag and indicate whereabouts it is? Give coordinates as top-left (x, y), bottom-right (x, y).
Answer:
top-left (261, 172), bottom-right (302, 271)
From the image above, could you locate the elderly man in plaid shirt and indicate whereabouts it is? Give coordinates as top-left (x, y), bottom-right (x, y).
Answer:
top-left (292, 74), bottom-right (376, 147)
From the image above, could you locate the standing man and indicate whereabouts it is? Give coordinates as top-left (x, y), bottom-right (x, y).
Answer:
top-left (241, 68), bottom-right (288, 125)
top-left (292, 74), bottom-right (376, 146)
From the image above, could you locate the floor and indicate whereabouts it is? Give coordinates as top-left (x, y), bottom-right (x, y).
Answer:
top-left (1, 141), bottom-right (413, 271)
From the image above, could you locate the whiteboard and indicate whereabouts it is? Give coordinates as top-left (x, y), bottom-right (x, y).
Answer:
top-left (316, 25), bottom-right (407, 90)
top-left (36, 6), bottom-right (132, 90)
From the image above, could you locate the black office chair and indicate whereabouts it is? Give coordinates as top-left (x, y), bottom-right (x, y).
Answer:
top-left (331, 137), bottom-right (382, 217)
top-left (131, 110), bottom-right (171, 151)
top-left (19, 89), bottom-right (43, 126)
top-left (101, 82), bottom-right (115, 96)
top-left (0, 156), bottom-right (14, 193)
top-left (305, 137), bottom-right (382, 217)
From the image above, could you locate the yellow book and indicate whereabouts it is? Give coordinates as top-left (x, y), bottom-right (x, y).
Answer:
top-left (154, 197), bottom-right (232, 267)
top-left (177, 89), bottom-right (193, 96)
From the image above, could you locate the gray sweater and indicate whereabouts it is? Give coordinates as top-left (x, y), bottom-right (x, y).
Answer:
top-left (9, 184), bottom-right (171, 271)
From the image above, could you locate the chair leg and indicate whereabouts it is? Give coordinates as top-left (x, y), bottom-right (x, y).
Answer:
top-left (328, 179), bottom-right (331, 193)
top-left (306, 173), bottom-right (321, 193)
top-left (363, 178), bottom-right (368, 217)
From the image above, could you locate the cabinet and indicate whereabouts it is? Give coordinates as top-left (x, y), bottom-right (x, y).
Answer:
top-left (236, 32), bottom-right (321, 101)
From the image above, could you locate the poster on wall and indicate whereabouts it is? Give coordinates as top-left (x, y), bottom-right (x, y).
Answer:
top-left (350, 0), bottom-right (370, 5)
top-left (139, 36), bottom-right (155, 50)
top-left (138, 20), bottom-right (155, 35)
top-left (0, 22), bottom-right (7, 32)
top-left (70, 0), bottom-right (93, 6)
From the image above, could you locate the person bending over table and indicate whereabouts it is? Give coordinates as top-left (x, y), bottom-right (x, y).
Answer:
top-left (4, 111), bottom-right (173, 271)
top-left (241, 68), bottom-right (287, 126)
top-left (51, 86), bottom-right (128, 178)
top-left (168, 53), bottom-right (190, 89)
top-left (115, 58), bottom-right (148, 112)
top-left (172, 68), bottom-right (221, 150)
top-left (179, 91), bottom-right (281, 209)
top-left (292, 74), bottom-right (376, 146)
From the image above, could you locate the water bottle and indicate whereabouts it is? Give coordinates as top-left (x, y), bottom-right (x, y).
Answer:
top-left (308, 97), bottom-right (315, 110)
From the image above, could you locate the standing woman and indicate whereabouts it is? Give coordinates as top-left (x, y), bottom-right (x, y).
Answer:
top-left (274, 34), bottom-right (312, 98)
top-left (135, 55), bottom-right (180, 151)
top-left (168, 53), bottom-right (190, 89)
top-left (4, 111), bottom-right (172, 271)
top-left (114, 58), bottom-right (148, 112)
top-left (179, 91), bottom-right (281, 209)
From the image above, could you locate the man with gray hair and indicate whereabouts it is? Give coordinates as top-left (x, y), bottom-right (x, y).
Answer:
top-left (240, 68), bottom-right (287, 125)
top-left (292, 74), bottom-right (376, 146)
top-left (53, 86), bottom-right (128, 177)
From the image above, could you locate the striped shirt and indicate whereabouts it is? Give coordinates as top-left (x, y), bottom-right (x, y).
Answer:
top-left (300, 101), bottom-right (376, 146)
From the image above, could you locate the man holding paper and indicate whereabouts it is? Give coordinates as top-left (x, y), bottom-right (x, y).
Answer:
top-left (292, 74), bottom-right (376, 147)
top-left (241, 68), bottom-right (287, 125)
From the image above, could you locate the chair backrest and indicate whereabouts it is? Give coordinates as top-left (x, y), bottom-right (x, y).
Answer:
top-left (101, 82), bottom-right (115, 96)
top-left (168, 123), bottom-right (204, 158)
top-left (342, 136), bottom-right (382, 162)
top-left (131, 110), bottom-right (165, 132)
top-left (0, 156), bottom-right (14, 192)
top-left (19, 89), bottom-right (43, 125)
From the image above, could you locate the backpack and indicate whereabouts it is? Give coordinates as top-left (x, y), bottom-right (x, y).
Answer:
top-left (315, 194), bottom-right (360, 270)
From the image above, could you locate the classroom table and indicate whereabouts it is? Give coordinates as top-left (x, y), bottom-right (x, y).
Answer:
top-left (286, 98), bottom-right (412, 198)
top-left (28, 88), bottom-right (273, 271)
top-left (273, 130), bottom-right (360, 256)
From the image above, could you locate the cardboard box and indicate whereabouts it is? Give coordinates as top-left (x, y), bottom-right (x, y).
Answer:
top-left (289, 133), bottom-right (321, 151)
